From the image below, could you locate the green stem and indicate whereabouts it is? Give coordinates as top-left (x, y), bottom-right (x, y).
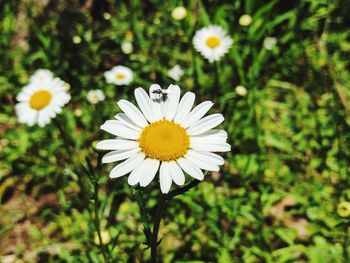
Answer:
top-left (150, 194), bottom-right (167, 263)
top-left (93, 178), bottom-right (109, 263)
top-left (167, 180), bottom-right (200, 200)
top-left (136, 180), bottom-right (201, 262)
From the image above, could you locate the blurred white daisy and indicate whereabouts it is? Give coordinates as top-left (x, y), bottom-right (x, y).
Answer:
top-left (104, 65), bottom-right (133, 86)
top-left (239, 14), bottom-right (253, 26)
top-left (97, 84), bottom-right (230, 194)
top-left (263, 37), bottom-right (277, 50)
top-left (235, 85), bottom-right (247, 96)
top-left (121, 41), bottom-right (133, 54)
top-left (172, 6), bottom-right (187, 21)
top-left (167, 65), bottom-right (184, 81)
top-left (16, 69), bottom-right (71, 127)
top-left (87, 89), bottom-right (105, 104)
top-left (193, 25), bottom-right (233, 63)
top-left (72, 35), bottom-right (82, 44)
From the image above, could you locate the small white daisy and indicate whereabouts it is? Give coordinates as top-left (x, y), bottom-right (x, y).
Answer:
top-left (97, 84), bottom-right (230, 194)
top-left (193, 25), bottom-right (233, 63)
top-left (235, 85), bottom-right (247, 96)
top-left (104, 65), bottom-right (133, 86)
top-left (239, 14), bottom-right (253, 26)
top-left (87, 89), bottom-right (105, 104)
top-left (167, 65), bottom-right (184, 81)
top-left (15, 69), bottom-right (71, 127)
top-left (171, 6), bottom-right (187, 21)
top-left (121, 41), bottom-right (133, 54)
top-left (263, 37), bottom-right (277, 50)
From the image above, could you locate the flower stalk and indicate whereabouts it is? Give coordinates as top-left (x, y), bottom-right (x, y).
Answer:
top-left (136, 179), bottom-right (202, 262)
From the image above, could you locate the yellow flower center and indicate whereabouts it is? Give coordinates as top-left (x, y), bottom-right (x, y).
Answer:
top-left (29, 90), bottom-right (52, 110)
top-left (115, 73), bottom-right (125, 80)
top-left (139, 120), bottom-right (190, 162)
top-left (206, 36), bottom-right (221, 48)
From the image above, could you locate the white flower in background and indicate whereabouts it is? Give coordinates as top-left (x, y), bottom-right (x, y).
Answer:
top-left (167, 65), bottom-right (184, 81)
top-left (172, 6), bottom-right (187, 20)
top-left (103, 12), bottom-right (112, 20)
top-left (263, 37), bottom-right (277, 50)
top-left (121, 41), bottom-right (133, 54)
top-left (104, 65), bottom-right (133, 86)
top-left (235, 85), bottom-right (247, 96)
top-left (239, 14), bottom-right (253, 26)
top-left (16, 69), bottom-right (71, 127)
top-left (87, 89), bottom-right (105, 104)
top-left (97, 84), bottom-right (230, 194)
top-left (193, 25), bottom-right (233, 63)
top-left (72, 35), bottom-right (82, 44)
top-left (94, 230), bottom-right (111, 245)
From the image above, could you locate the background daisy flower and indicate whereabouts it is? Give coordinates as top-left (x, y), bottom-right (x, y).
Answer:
top-left (167, 65), bottom-right (184, 81)
top-left (104, 65), bottom-right (133, 86)
top-left (15, 69), bottom-right (71, 127)
top-left (87, 89), bottom-right (105, 104)
top-left (97, 84), bottom-right (230, 194)
top-left (171, 6), bottom-right (187, 21)
top-left (193, 25), bottom-right (233, 63)
top-left (239, 14), bottom-right (253, 26)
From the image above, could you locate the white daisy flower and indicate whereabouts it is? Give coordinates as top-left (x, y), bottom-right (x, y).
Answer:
top-left (97, 84), bottom-right (230, 194)
top-left (121, 41), bottom-right (133, 54)
top-left (87, 89), bottom-right (105, 104)
top-left (171, 6), bottom-right (187, 21)
top-left (167, 65), bottom-right (184, 81)
top-left (239, 14), bottom-right (253, 26)
top-left (263, 37), bottom-right (277, 50)
top-left (193, 25), bottom-right (233, 63)
top-left (15, 70), bottom-right (71, 127)
top-left (104, 65), bottom-right (133, 86)
top-left (235, 85), bottom-right (247, 96)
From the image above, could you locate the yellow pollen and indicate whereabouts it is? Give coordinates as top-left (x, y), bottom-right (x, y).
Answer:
top-left (115, 73), bottom-right (125, 80)
top-left (139, 120), bottom-right (190, 162)
top-left (29, 90), bottom-right (52, 110)
top-left (206, 36), bottom-right (221, 48)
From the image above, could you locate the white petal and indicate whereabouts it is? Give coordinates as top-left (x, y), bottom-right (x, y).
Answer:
top-left (159, 162), bottom-right (172, 193)
top-left (16, 103), bottom-right (38, 126)
top-left (190, 141), bottom-right (231, 152)
top-left (192, 129), bottom-right (228, 139)
top-left (185, 151), bottom-right (219, 172)
top-left (109, 152), bottom-right (145, 178)
top-left (128, 158), bottom-right (151, 186)
top-left (177, 157), bottom-right (204, 180)
top-left (188, 150), bottom-right (224, 165)
top-left (180, 101), bottom-right (214, 128)
top-left (167, 161), bottom-right (185, 186)
top-left (117, 99), bottom-right (148, 127)
top-left (115, 113), bottom-right (142, 132)
top-left (102, 148), bottom-right (141, 163)
top-left (100, 120), bottom-right (140, 140)
top-left (173, 92), bottom-right (195, 124)
top-left (149, 84), bottom-right (164, 120)
top-left (163, 84), bottom-right (180, 121)
top-left (134, 88), bottom-right (157, 123)
top-left (96, 139), bottom-right (139, 150)
top-left (37, 111), bottom-right (48, 127)
top-left (139, 159), bottom-right (160, 187)
top-left (187, 114), bottom-right (224, 135)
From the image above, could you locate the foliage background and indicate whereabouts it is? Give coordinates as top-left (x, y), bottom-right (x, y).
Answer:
top-left (1, 0), bottom-right (350, 262)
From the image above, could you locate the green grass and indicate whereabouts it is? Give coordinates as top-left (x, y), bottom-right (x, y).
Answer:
top-left (1, 0), bottom-right (350, 262)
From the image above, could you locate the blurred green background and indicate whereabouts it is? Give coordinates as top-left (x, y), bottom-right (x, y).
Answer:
top-left (1, 0), bottom-right (350, 262)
